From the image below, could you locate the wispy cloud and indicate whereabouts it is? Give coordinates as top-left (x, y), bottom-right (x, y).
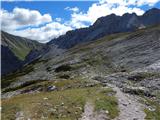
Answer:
top-left (65, 6), bottom-right (80, 12)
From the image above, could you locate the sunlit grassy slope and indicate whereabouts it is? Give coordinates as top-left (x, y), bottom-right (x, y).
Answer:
top-left (1, 31), bottom-right (44, 60)
top-left (2, 79), bottom-right (119, 120)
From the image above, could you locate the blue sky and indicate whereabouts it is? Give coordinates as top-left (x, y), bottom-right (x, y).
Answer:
top-left (2, 1), bottom-right (96, 22)
top-left (1, 0), bottom-right (160, 42)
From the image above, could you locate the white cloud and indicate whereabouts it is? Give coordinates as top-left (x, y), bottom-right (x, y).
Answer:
top-left (11, 22), bottom-right (72, 43)
top-left (99, 0), bottom-right (160, 6)
top-left (0, 7), bottom-right (72, 43)
top-left (65, 6), bottom-right (79, 12)
top-left (69, 1), bottom-right (146, 26)
top-left (129, 0), bottom-right (160, 6)
top-left (65, 0), bottom-right (159, 29)
top-left (55, 18), bottom-right (62, 22)
top-left (1, 7), bottom-right (52, 31)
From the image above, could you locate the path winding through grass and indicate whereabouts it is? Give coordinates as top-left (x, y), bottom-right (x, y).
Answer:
top-left (107, 84), bottom-right (146, 120)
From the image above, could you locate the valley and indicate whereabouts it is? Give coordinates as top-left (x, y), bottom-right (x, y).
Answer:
top-left (1, 8), bottom-right (160, 120)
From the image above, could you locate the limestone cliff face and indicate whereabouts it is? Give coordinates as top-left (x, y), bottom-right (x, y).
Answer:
top-left (48, 8), bottom-right (160, 49)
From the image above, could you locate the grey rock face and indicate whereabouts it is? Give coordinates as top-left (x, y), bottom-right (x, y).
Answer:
top-left (48, 8), bottom-right (160, 49)
top-left (4, 25), bottom-right (160, 91)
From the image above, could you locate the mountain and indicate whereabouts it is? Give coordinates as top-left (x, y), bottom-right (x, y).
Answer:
top-left (1, 8), bottom-right (160, 120)
top-left (1, 31), bottom-right (44, 75)
top-left (2, 24), bottom-right (160, 93)
top-left (48, 8), bottom-right (160, 49)
top-left (1, 31), bottom-right (44, 60)
top-left (2, 24), bottom-right (160, 119)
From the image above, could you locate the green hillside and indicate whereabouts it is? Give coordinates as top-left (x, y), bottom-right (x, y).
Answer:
top-left (1, 31), bottom-right (44, 60)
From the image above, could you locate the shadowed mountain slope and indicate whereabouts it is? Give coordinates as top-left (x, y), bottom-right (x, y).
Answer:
top-left (1, 31), bottom-right (44, 75)
top-left (1, 31), bottom-right (44, 60)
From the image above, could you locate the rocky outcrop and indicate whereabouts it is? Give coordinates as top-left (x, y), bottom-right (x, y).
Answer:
top-left (48, 8), bottom-right (160, 49)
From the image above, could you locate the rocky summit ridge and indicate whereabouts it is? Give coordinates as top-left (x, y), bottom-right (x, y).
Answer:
top-left (48, 8), bottom-right (160, 49)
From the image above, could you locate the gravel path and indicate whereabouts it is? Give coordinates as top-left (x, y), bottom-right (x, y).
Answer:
top-left (80, 83), bottom-right (146, 120)
top-left (108, 84), bottom-right (146, 120)
top-left (79, 102), bottom-right (107, 120)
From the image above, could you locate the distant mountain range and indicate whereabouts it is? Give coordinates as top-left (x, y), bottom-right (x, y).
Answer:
top-left (1, 8), bottom-right (160, 75)
top-left (48, 8), bottom-right (160, 48)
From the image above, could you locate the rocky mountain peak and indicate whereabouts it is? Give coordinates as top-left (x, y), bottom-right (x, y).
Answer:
top-left (142, 8), bottom-right (160, 26)
top-left (122, 12), bottom-right (137, 18)
top-left (93, 13), bottom-right (118, 27)
top-left (48, 8), bottom-right (160, 49)
top-left (144, 8), bottom-right (160, 16)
